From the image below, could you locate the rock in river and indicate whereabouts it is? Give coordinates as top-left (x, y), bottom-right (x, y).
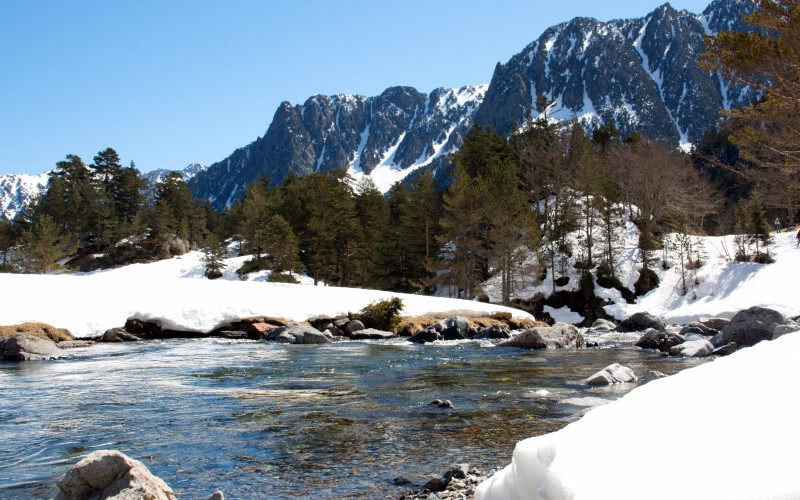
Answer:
top-left (0, 333), bottom-right (64, 361)
top-left (498, 323), bottom-right (584, 349)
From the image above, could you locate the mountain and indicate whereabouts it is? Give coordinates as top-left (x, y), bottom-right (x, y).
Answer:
top-left (0, 173), bottom-right (48, 220)
top-left (474, 0), bottom-right (757, 143)
top-left (144, 163), bottom-right (207, 186)
top-left (190, 85), bottom-right (486, 210)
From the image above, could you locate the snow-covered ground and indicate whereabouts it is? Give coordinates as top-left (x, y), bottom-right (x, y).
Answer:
top-left (0, 249), bottom-right (532, 338)
top-left (477, 326), bottom-right (800, 500)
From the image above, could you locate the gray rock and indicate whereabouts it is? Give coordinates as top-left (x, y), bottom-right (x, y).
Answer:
top-left (0, 333), bottom-right (64, 361)
top-left (56, 450), bottom-right (174, 500)
top-left (440, 325), bottom-right (466, 340)
top-left (699, 317), bottom-right (730, 331)
top-left (711, 342), bottom-right (738, 357)
top-left (423, 464), bottom-right (468, 492)
top-left (591, 319), bottom-right (617, 331)
top-left (617, 312), bottom-right (666, 332)
top-left (206, 491), bottom-right (224, 500)
top-left (471, 324), bottom-right (511, 340)
top-left (266, 323), bottom-right (331, 344)
top-left (498, 323), bottom-right (584, 349)
top-left (679, 322), bottom-right (717, 336)
top-left (669, 339), bottom-right (714, 357)
top-left (634, 329), bottom-right (684, 352)
top-left (430, 399), bottom-right (454, 409)
top-left (343, 320), bottom-right (365, 336)
top-left (409, 329), bottom-right (441, 344)
top-left (772, 322), bottom-right (800, 340)
top-left (350, 328), bottom-right (395, 340)
top-left (711, 306), bottom-right (785, 348)
top-left (101, 328), bottom-right (142, 342)
top-left (58, 340), bottom-right (94, 349)
top-left (435, 316), bottom-right (470, 338)
top-left (218, 331), bottom-right (248, 339)
top-left (585, 363), bottom-right (637, 386)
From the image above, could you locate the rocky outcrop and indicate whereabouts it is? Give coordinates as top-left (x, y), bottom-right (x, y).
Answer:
top-left (498, 323), bottom-right (584, 349)
top-left (617, 312), bottom-right (666, 332)
top-left (711, 306), bottom-right (785, 348)
top-left (56, 450), bottom-right (174, 500)
top-left (585, 363), bottom-right (637, 386)
top-left (0, 333), bottom-right (64, 361)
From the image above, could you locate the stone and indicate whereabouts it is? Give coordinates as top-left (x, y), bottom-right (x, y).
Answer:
top-left (58, 341), bottom-right (94, 349)
top-left (471, 324), bottom-right (511, 340)
top-left (218, 331), bottom-right (248, 339)
top-left (350, 328), bottom-right (395, 340)
top-left (101, 328), bottom-right (142, 342)
top-left (699, 317), bottom-right (730, 331)
top-left (423, 464), bottom-right (468, 492)
top-left (0, 333), bottom-right (64, 361)
top-left (679, 323), bottom-right (717, 337)
top-left (56, 450), bottom-right (174, 500)
top-left (617, 312), bottom-right (666, 332)
top-left (712, 342), bottom-right (738, 357)
top-left (439, 325), bottom-right (466, 341)
top-left (343, 320), bottom-right (365, 337)
top-left (124, 319), bottom-right (162, 339)
top-left (434, 316), bottom-right (470, 337)
top-left (498, 323), bottom-right (584, 349)
top-left (246, 322), bottom-right (278, 340)
top-left (409, 329), bottom-right (441, 344)
top-left (0, 322), bottom-right (74, 342)
top-left (590, 319), bottom-right (616, 331)
top-left (711, 306), bottom-right (785, 348)
top-left (772, 322), bottom-right (800, 340)
top-left (206, 491), bottom-right (225, 500)
top-left (635, 329), bottom-right (684, 352)
top-left (430, 399), bottom-right (454, 409)
top-left (585, 363), bottom-right (637, 386)
top-left (669, 339), bottom-right (714, 357)
top-left (266, 323), bottom-right (331, 344)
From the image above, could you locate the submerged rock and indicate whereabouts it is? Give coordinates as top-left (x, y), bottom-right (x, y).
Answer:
top-left (585, 363), bottom-right (637, 386)
top-left (0, 333), bottom-right (64, 361)
top-left (430, 399), bottom-right (454, 409)
top-left (56, 450), bottom-right (174, 500)
top-left (498, 323), bottom-right (584, 349)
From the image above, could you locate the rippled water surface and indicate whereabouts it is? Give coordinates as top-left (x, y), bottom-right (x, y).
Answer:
top-left (0, 337), bottom-right (706, 498)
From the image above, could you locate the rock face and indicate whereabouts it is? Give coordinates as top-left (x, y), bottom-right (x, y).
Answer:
top-left (56, 450), bottom-right (174, 500)
top-left (190, 85), bottom-right (487, 209)
top-left (498, 323), bottom-right (584, 349)
top-left (618, 312), bottom-right (666, 333)
top-left (585, 363), bottom-right (637, 386)
top-left (0, 333), bottom-right (64, 361)
top-left (711, 306), bottom-right (785, 348)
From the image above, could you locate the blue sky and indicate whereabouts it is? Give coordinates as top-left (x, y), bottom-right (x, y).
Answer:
top-left (1, 0), bottom-right (712, 175)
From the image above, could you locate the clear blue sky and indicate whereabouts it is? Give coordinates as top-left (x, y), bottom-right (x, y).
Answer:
top-left (1, 0), bottom-right (712, 175)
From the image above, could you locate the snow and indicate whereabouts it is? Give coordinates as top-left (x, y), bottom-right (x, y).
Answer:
top-left (477, 329), bottom-right (800, 500)
top-left (0, 250), bottom-right (533, 338)
top-left (0, 172), bottom-right (49, 220)
top-left (542, 305), bottom-right (583, 325)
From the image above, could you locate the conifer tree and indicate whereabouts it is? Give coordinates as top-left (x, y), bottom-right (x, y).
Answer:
top-left (20, 215), bottom-right (69, 273)
top-left (0, 214), bottom-right (16, 270)
top-left (261, 214), bottom-right (302, 273)
top-left (354, 177), bottom-right (390, 287)
top-left (202, 234), bottom-right (227, 279)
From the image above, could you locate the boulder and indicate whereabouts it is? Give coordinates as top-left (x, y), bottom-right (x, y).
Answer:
top-left (669, 339), bottom-right (714, 357)
top-left (343, 320), bottom-right (365, 337)
top-left (206, 492), bottom-right (225, 500)
top-left (699, 317), bottom-right (730, 331)
top-left (409, 329), bottom-right (441, 344)
top-left (617, 312), bottom-right (666, 332)
top-left (101, 328), bottom-right (142, 342)
top-left (423, 464), bottom-right (468, 493)
top-left (124, 319), bottom-right (162, 339)
top-left (440, 325), bottom-right (466, 341)
top-left (471, 324), bottom-right (511, 340)
top-left (56, 450), bottom-right (174, 500)
top-left (218, 331), bottom-right (248, 339)
top-left (0, 333), bottom-right (64, 361)
top-left (635, 329), bottom-right (684, 352)
top-left (679, 322), bottom-right (717, 337)
top-left (711, 306), bottom-right (785, 348)
top-left (498, 323), bottom-right (584, 349)
top-left (434, 316), bottom-right (470, 337)
top-left (266, 323), bottom-right (331, 344)
top-left (590, 319), bottom-right (617, 331)
top-left (712, 342), bottom-right (738, 357)
top-left (585, 363), bottom-right (637, 386)
top-left (246, 322), bottom-right (278, 340)
top-left (350, 328), bottom-right (395, 340)
top-left (772, 322), bottom-right (800, 340)
top-left (430, 399), bottom-right (454, 409)
top-left (0, 322), bottom-right (74, 342)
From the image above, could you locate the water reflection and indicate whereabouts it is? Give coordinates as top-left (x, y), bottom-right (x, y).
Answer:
top-left (0, 338), bottom-right (707, 498)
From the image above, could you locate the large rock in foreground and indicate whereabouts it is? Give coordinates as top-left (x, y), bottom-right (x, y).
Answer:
top-left (56, 450), bottom-right (174, 500)
top-left (498, 323), bottom-right (584, 349)
top-left (711, 306), bottom-right (785, 348)
top-left (585, 363), bottom-right (637, 386)
top-left (0, 333), bottom-right (64, 361)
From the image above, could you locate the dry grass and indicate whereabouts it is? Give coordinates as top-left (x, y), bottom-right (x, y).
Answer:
top-left (0, 322), bottom-right (74, 342)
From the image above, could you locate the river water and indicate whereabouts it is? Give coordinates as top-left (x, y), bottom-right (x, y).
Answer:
top-left (0, 336), bottom-right (706, 498)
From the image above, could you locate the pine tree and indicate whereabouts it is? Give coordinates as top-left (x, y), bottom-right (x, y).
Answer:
top-left (0, 214), bottom-right (17, 270)
top-left (20, 215), bottom-right (70, 273)
top-left (749, 192), bottom-right (773, 261)
top-left (354, 177), bottom-right (390, 287)
top-left (262, 214), bottom-right (302, 273)
top-left (202, 234), bottom-right (227, 279)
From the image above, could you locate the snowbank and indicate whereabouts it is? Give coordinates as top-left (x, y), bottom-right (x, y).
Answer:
top-left (476, 331), bottom-right (800, 500)
top-left (0, 251), bottom-right (532, 337)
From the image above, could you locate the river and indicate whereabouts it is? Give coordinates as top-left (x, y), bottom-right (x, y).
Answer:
top-left (0, 336), bottom-right (706, 498)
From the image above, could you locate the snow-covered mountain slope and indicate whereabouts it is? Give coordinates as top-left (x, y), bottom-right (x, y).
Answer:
top-left (190, 85), bottom-right (487, 209)
top-left (0, 173), bottom-right (48, 220)
top-left (474, 0), bottom-right (757, 146)
top-left (0, 247), bottom-right (531, 337)
top-left (144, 163), bottom-right (206, 185)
